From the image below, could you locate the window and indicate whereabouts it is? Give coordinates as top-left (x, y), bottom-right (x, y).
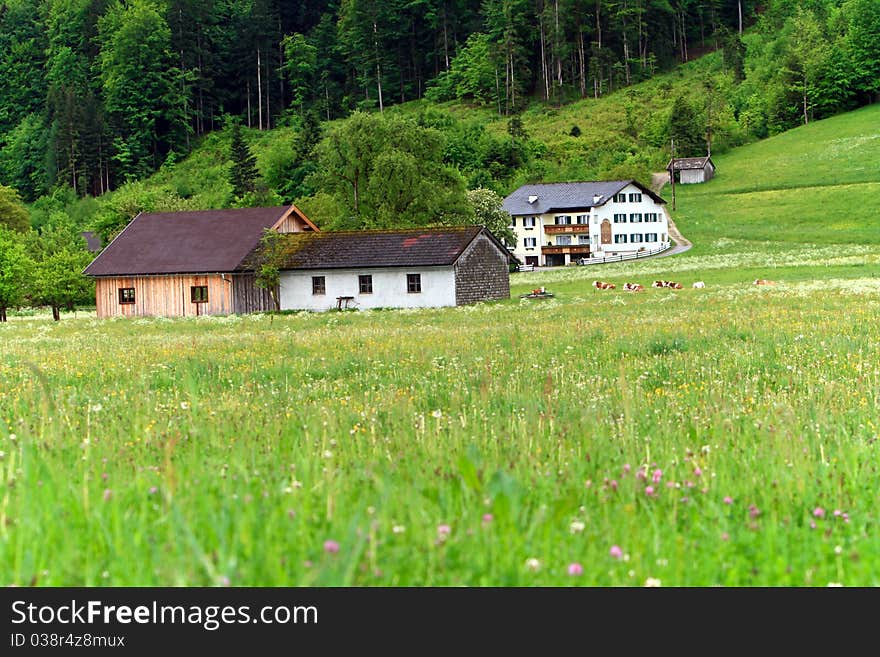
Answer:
top-left (523, 217), bottom-right (536, 229)
top-left (628, 192), bottom-right (643, 203)
top-left (524, 237), bottom-right (537, 248)
top-left (556, 235), bottom-right (572, 246)
top-left (646, 233), bottom-right (658, 242)
top-left (576, 214), bottom-right (589, 224)
top-left (645, 213), bottom-right (659, 222)
top-left (118, 287), bottom-right (135, 304)
top-left (312, 276), bottom-right (326, 295)
top-left (359, 275), bottom-right (373, 294)
top-left (578, 235), bottom-right (590, 244)
top-left (554, 215), bottom-right (572, 225)
top-left (631, 234), bottom-right (644, 243)
top-left (613, 214), bottom-right (627, 223)
top-left (614, 193), bottom-right (627, 203)
top-left (510, 216), bottom-right (516, 227)
top-left (191, 285), bottom-right (208, 303)
top-left (407, 273), bottom-right (422, 293)
top-left (630, 213), bottom-right (643, 223)
top-left (662, 233), bottom-right (667, 242)
top-left (614, 234), bottom-right (628, 244)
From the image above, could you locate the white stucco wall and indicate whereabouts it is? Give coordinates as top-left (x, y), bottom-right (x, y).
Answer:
top-left (509, 183), bottom-right (669, 265)
top-left (279, 266), bottom-right (456, 311)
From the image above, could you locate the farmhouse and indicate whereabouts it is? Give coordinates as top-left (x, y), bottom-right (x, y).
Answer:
top-left (83, 205), bottom-right (319, 318)
top-left (240, 226), bottom-right (513, 311)
top-left (503, 180), bottom-right (669, 267)
top-left (84, 207), bottom-right (511, 316)
top-left (667, 156), bottom-right (716, 184)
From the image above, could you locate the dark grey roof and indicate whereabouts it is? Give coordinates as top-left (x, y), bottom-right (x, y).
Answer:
top-left (502, 180), bottom-right (664, 215)
top-left (239, 226), bottom-right (515, 271)
top-left (84, 206), bottom-right (298, 276)
top-left (667, 157), bottom-right (714, 171)
top-left (80, 231), bottom-right (103, 253)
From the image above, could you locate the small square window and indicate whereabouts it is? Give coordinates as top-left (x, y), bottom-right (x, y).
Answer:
top-left (118, 287), bottom-right (135, 304)
top-left (312, 276), bottom-right (326, 295)
top-left (191, 286), bottom-right (208, 303)
top-left (628, 193), bottom-right (643, 203)
top-left (407, 273), bottom-right (421, 293)
top-left (359, 274), bottom-right (373, 294)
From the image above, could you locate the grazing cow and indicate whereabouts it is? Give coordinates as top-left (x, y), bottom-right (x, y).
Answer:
top-left (623, 282), bottom-right (644, 292)
top-left (692, 281), bottom-right (705, 289)
top-left (593, 280), bottom-right (616, 290)
top-left (653, 280), bottom-right (683, 289)
top-left (754, 279), bottom-right (776, 286)
top-left (652, 280), bottom-right (664, 288)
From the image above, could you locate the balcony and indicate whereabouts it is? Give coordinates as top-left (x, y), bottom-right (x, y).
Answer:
top-left (542, 245), bottom-right (591, 255)
top-left (544, 224), bottom-right (590, 234)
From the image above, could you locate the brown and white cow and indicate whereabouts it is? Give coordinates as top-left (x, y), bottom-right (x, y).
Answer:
top-left (653, 280), bottom-right (682, 289)
top-left (593, 280), bottom-right (616, 290)
top-left (754, 279), bottom-right (776, 286)
top-left (623, 282), bottom-right (644, 292)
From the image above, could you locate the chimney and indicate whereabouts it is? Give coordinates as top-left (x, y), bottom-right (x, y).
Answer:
top-left (528, 195), bottom-right (538, 204)
top-left (592, 195), bottom-right (602, 205)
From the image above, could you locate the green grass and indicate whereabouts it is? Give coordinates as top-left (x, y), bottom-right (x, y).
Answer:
top-left (1, 280), bottom-right (879, 586)
top-left (4, 101), bottom-right (880, 587)
top-left (671, 104), bottom-right (880, 251)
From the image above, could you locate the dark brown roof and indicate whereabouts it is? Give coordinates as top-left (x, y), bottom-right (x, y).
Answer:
top-left (84, 206), bottom-right (301, 276)
top-left (239, 226), bottom-right (514, 271)
top-left (666, 156), bottom-right (715, 171)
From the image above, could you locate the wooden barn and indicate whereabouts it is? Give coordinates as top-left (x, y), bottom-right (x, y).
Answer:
top-left (83, 205), bottom-right (318, 318)
top-left (667, 156), bottom-right (716, 184)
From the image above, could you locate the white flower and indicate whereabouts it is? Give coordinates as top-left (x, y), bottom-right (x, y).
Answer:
top-left (827, 582), bottom-right (843, 587)
top-left (8, 434), bottom-right (16, 441)
top-left (525, 558), bottom-right (541, 572)
top-left (180, 401), bottom-right (190, 410)
top-left (569, 520), bottom-right (585, 533)
top-left (431, 409), bottom-right (443, 419)
top-left (392, 525), bottom-right (405, 534)
top-left (90, 404), bottom-right (102, 413)
top-left (644, 577), bottom-right (662, 587)
top-left (323, 450), bottom-right (333, 459)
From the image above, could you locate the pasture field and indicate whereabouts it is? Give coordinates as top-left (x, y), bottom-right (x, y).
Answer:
top-left (2, 106), bottom-right (879, 587)
top-left (1, 262), bottom-right (879, 586)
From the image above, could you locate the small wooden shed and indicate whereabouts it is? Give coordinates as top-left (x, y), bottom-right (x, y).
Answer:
top-left (667, 156), bottom-right (716, 184)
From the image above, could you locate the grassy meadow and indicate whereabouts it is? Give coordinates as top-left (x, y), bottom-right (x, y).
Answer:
top-left (2, 107), bottom-right (879, 587)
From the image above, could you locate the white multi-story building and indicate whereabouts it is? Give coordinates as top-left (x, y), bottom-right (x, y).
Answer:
top-left (503, 180), bottom-right (669, 267)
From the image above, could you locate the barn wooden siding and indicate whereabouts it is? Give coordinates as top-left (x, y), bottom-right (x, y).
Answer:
top-left (276, 212), bottom-right (313, 233)
top-left (95, 274), bottom-right (233, 318)
top-left (232, 273), bottom-right (277, 314)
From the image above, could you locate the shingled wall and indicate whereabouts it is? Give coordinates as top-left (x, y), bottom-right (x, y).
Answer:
top-left (454, 233), bottom-right (510, 305)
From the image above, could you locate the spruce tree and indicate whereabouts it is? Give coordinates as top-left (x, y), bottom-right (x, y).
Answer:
top-left (229, 121), bottom-right (258, 198)
top-left (668, 95), bottom-right (705, 158)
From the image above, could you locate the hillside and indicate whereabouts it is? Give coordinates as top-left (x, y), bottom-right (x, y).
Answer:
top-left (512, 104), bottom-right (880, 294)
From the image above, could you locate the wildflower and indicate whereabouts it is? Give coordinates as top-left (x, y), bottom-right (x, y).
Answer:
top-left (833, 509), bottom-right (842, 518)
top-left (8, 434), bottom-right (16, 441)
top-left (323, 450), bottom-right (333, 459)
top-left (102, 489), bottom-right (112, 502)
top-left (623, 463), bottom-right (631, 475)
top-left (148, 486), bottom-right (158, 495)
top-left (482, 513), bottom-right (493, 525)
top-left (609, 480), bottom-right (618, 491)
top-left (721, 532), bottom-right (729, 541)
top-left (323, 540), bottom-right (340, 554)
top-left (392, 525), bottom-right (405, 534)
top-left (609, 545), bottom-right (623, 559)
top-left (567, 563), bottom-right (584, 576)
top-left (437, 524), bottom-right (451, 540)
top-left (570, 520), bottom-right (585, 533)
top-left (431, 409), bottom-right (443, 419)
top-left (748, 504), bottom-right (760, 519)
top-left (525, 558), bottom-right (541, 572)
top-left (644, 577), bottom-right (662, 587)
top-left (813, 507), bottom-right (825, 519)
top-left (652, 469), bottom-right (662, 484)
top-left (694, 467), bottom-right (702, 477)
top-left (180, 401), bottom-right (190, 410)
top-left (723, 496), bottom-right (734, 505)
top-left (645, 486), bottom-right (655, 497)
top-left (827, 582), bottom-right (843, 587)
top-left (90, 404), bottom-right (102, 413)
top-left (636, 467), bottom-right (647, 481)
top-left (834, 545), bottom-right (843, 555)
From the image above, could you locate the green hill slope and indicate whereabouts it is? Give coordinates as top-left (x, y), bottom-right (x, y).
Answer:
top-left (671, 104), bottom-right (880, 250)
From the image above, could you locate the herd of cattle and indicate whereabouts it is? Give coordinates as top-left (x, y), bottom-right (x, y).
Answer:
top-left (591, 278), bottom-right (775, 292)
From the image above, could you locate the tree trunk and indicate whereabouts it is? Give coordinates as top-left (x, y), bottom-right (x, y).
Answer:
top-left (257, 48), bottom-right (263, 130)
top-left (373, 22), bottom-right (384, 112)
top-left (539, 14), bottom-right (549, 102)
top-left (738, 1), bottom-right (743, 35)
top-left (0, 306), bottom-right (6, 322)
top-left (577, 29), bottom-right (586, 97)
top-left (52, 305), bottom-right (60, 322)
